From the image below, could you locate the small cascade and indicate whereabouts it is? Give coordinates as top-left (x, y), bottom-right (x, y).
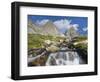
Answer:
top-left (46, 48), bottom-right (82, 66)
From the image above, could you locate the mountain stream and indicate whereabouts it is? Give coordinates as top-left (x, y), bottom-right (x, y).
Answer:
top-left (46, 47), bottom-right (85, 65)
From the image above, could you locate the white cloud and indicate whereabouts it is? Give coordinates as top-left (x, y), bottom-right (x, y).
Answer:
top-left (83, 27), bottom-right (87, 32)
top-left (36, 19), bottom-right (79, 31)
top-left (36, 19), bottom-right (49, 26)
top-left (53, 19), bottom-right (71, 30)
top-left (53, 19), bottom-right (79, 31)
top-left (72, 24), bottom-right (79, 31)
top-left (67, 24), bottom-right (79, 31)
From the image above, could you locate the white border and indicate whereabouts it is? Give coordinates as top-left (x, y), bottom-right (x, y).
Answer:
top-left (20, 6), bottom-right (95, 76)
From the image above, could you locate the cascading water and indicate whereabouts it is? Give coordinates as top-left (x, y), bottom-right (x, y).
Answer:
top-left (46, 49), bottom-right (84, 66)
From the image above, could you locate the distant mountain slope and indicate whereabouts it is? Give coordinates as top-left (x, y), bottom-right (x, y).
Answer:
top-left (41, 21), bottom-right (60, 36)
top-left (28, 20), bottom-right (63, 36)
top-left (28, 20), bottom-right (41, 34)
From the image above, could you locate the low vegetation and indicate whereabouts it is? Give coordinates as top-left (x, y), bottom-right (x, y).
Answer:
top-left (28, 34), bottom-right (66, 49)
top-left (73, 36), bottom-right (87, 42)
top-left (28, 34), bottom-right (88, 66)
top-left (67, 36), bottom-right (87, 56)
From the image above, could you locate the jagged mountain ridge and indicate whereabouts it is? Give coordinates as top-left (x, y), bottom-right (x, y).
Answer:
top-left (28, 20), bottom-right (63, 36)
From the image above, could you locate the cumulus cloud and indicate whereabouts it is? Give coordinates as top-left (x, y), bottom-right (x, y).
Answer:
top-left (36, 19), bottom-right (79, 32)
top-left (83, 27), bottom-right (87, 32)
top-left (72, 24), bottom-right (79, 31)
top-left (53, 19), bottom-right (79, 31)
top-left (36, 19), bottom-right (49, 26)
top-left (53, 19), bottom-right (71, 30)
top-left (65, 24), bottom-right (79, 32)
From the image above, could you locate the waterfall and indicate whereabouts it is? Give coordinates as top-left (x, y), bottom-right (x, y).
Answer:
top-left (46, 50), bottom-right (81, 66)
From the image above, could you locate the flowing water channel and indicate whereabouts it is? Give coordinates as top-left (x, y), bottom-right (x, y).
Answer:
top-left (46, 48), bottom-right (85, 65)
top-left (28, 47), bottom-right (86, 66)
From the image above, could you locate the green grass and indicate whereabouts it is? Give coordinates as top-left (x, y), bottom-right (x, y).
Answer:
top-left (68, 36), bottom-right (88, 55)
top-left (74, 36), bottom-right (87, 51)
top-left (74, 43), bottom-right (87, 50)
top-left (28, 34), bottom-right (65, 49)
top-left (73, 36), bottom-right (87, 42)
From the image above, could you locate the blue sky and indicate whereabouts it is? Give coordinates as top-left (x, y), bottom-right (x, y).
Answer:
top-left (28, 15), bottom-right (88, 35)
